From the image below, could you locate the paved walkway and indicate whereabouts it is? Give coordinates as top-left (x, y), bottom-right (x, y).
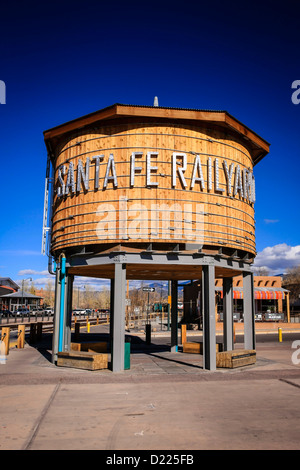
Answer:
top-left (0, 324), bottom-right (299, 450)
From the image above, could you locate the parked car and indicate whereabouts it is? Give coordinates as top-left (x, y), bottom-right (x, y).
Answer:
top-left (16, 308), bottom-right (30, 317)
top-left (44, 309), bottom-right (54, 316)
top-left (32, 308), bottom-right (45, 316)
top-left (72, 309), bottom-right (86, 316)
top-left (0, 309), bottom-right (12, 317)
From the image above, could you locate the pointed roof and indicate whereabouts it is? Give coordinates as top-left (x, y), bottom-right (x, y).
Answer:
top-left (0, 277), bottom-right (20, 291)
top-left (44, 103), bottom-right (270, 165)
top-left (0, 291), bottom-right (43, 299)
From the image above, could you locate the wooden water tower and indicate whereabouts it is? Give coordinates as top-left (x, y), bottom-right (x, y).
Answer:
top-left (43, 103), bottom-right (270, 371)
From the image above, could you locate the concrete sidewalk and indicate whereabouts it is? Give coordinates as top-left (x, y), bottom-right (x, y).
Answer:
top-left (0, 327), bottom-right (299, 450)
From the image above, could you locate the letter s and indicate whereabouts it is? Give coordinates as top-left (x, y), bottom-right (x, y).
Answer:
top-left (291, 80), bottom-right (300, 104)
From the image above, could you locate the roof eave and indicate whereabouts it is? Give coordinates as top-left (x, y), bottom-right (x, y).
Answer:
top-left (43, 104), bottom-right (270, 165)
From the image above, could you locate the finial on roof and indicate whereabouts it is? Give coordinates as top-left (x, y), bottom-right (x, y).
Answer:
top-left (153, 96), bottom-right (159, 107)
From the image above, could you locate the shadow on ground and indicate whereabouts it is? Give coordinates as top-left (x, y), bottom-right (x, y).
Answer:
top-left (24, 331), bottom-right (205, 371)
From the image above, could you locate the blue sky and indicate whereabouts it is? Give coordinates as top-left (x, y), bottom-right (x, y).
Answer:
top-left (0, 0), bottom-right (299, 291)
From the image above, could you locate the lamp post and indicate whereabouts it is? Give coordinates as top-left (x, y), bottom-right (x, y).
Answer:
top-left (21, 277), bottom-right (32, 309)
top-left (160, 282), bottom-right (167, 330)
top-left (76, 284), bottom-right (86, 310)
top-left (77, 286), bottom-right (80, 309)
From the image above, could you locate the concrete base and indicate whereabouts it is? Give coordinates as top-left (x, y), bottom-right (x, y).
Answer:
top-left (216, 349), bottom-right (256, 368)
top-left (57, 351), bottom-right (108, 370)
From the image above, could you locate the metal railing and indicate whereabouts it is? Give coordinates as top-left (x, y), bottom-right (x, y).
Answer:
top-left (0, 309), bottom-right (110, 326)
top-left (0, 312), bottom-right (54, 325)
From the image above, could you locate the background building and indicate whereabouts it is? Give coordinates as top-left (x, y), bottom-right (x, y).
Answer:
top-left (183, 275), bottom-right (289, 325)
top-left (0, 277), bottom-right (20, 310)
top-left (0, 277), bottom-right (43, 311)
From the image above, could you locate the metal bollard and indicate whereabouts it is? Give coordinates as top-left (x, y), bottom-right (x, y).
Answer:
top-left (30, 324), bottom-right (37, 343)
top-left (181, 324), bottom-right (187, 345)
top-left (74, 322), bottom-right (80, 341)
top-left (146, 324), bottom-right (151, 345)
top-left (37, 323), bottom-right (43, 341)
top-left (278, 327), bottom-right (282, 342)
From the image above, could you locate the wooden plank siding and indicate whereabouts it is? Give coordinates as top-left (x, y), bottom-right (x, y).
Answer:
top-left (50, 120), bottom-right (257, 258)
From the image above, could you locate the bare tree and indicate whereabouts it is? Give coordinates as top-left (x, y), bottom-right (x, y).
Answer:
top-left (283, 265), bottom-right (300, 304)
top-left (30, 280), bottom-right (36, 295)
top-left (44, 279), bottom-right (54, 307)
top-left (98, 286), bottom-right (110, 309)
top-left (254, 266), bottom-right (270, 276)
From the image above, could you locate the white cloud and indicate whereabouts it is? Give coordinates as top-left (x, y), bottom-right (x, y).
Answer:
top-left (254, 243), bottom-right (300, 274)
top-left (264, 219), bottom-right (279, 224)
top-left (32, 277), bottom-right (55, 287)
top-left (15, 271), bottom-right (111, 291)
top-left (73, 277), bottom-right (110, 290)
top-left (18, 269), bottom-right (49, 276)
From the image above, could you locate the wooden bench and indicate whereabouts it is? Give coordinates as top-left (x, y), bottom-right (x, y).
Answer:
top-left (216, 349), bottom-right (256, 368)
top-left (57, 350), bottom-right (108, 370)
top-left (182, 341), bottom-right (223, 354)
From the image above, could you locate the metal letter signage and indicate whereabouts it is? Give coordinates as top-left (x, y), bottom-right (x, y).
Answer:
top-left (55, 151), bottom-right (256, 203)
top-left (0, 80), bottom-right (5, 104)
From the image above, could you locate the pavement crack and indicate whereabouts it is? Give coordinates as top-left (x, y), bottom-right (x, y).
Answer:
top-left (279, 378), bottom-right (300, 390)
top-left (22, 382), bottom-right (61, 450)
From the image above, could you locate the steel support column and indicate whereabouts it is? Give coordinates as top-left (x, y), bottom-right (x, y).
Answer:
top-left (63, 274), bottom-right (74, 352)
top-left (202, 264), bottom-right (216, 370)
top-left (223, 277), bottom-right (234, 351)
top-left (52, 264), bottom-right (61, 364)
top-left (171, 280), bottom-right (178, 352)
top-left (110, 278), bottom-right (114, 354)
top-left (52, 259), bottom-right (73, 363)
top-left (243, 271), bottom-right (256, 350)
top-left (111, 263), bottom-right (126, 372)
top-left (58, 255), bottom-right (66, 353)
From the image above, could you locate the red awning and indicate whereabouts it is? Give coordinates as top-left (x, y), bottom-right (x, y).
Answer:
top-left (217, 288), bottom-right (286, 300)
top-left (254, 289), bottom-right (285, 300)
